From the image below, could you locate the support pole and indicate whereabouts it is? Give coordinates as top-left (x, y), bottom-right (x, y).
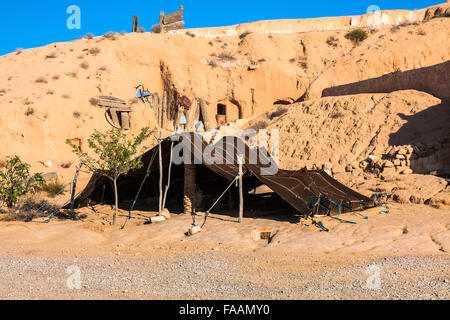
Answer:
top-left (158, 132), bottom-right (163, 215)
top-left (183, 164), bottom-right (196, 215)
top-left (132, 16), bottom-right (139, 33)
top-left (238, 155), bottom-right (244, 223)
top-left (162, 141), bottom-right (174, 210)
top-left (70, 161), bottom-right (83, 218)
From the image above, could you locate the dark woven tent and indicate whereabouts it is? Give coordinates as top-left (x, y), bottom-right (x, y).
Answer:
top-left (70, 133), bottom-right (375, 217)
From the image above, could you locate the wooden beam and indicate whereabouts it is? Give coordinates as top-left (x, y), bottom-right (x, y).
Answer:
top-left (238, 155), bottom-right (244, 223)
top-left (158, 132), bottom-right (163, 215)
top-left (70, 162), bottom-right (83, 218)
top-left (132, 16), bottom-right (139, 32)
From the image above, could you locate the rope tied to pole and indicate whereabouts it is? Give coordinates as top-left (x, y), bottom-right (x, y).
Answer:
top-left (120, 146), bottom-right (159, 230)
top-left (191, 175), bottom-right (240, 229)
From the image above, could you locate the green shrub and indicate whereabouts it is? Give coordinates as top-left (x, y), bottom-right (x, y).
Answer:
top-left (0, 156), bottom-right (44, 208)
top-left (345, 28), bottom-right (368, 44)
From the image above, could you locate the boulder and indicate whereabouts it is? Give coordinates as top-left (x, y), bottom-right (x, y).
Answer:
top-left (150, 216), bottom-right (166, 223)
top-left (400, 168), bottom-right (412, 174)
top-left (383, 160), bottom-right (394, 168)
top-left (382, 167), bottom-right (396, 175)
top-left (42, 172), bottom-right (58, 181)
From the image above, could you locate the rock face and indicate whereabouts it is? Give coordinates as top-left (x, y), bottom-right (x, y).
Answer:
top-left (170, 2), bottom-right (449, 37)
top-left (260, 90), bottom-right (444, 172)
top-left (390, 174), bottom-right (447, 204)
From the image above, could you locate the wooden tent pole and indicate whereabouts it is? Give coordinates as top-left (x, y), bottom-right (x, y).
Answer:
top-left (162, 141), bottom-right (174, 210)
top-left (238, 155), bottom-right (244, 223)
top-left (70, 161), bottom-right (83, 218)
top-left (158, 132), bottom-right (163, 215)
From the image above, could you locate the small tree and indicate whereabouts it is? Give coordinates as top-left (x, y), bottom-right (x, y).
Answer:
top-left (66, 127), bottom-right (155, 225)
top-left (345, 28), bottom-right (368, 44)
top-left (0, 156), bottom-right (44, 208)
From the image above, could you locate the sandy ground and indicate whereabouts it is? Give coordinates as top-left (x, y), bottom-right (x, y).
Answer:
top-left (0, 202), bottom-right (448, 299)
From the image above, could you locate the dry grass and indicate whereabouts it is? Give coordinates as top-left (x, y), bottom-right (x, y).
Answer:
top-left (217, 51), bottom-right (236, 61)
top-left (42, 179), bottom-right (67, 196)
top-left (239, 31), bottom-right (252, 39)
top-left (417, 29), bottom-right (426, 36)
top-left (0, 195), bottom-right (59, 222)
top-left (250, 120), bottom-right (270, 130)
top-left (45, 52), bottom-right (57, 59)
top-left (269, 106), bottom-right (288, 120)
top-left (99, 66), bottom-right (108, 72)
top-left (330, 111), bottom-right (344, 119)
top-left (25, 107), bottom-right (34, 116)
top-left (60, 161), bottom-right (73, 169)
top-left (326, 36), bottom-right (339, 47)
top-left (52, 74), bottom-right (60, 80)
top-left (35, 77), bottom-right (48, 83)
top-left (80, 61), bottom-right (89, 69)
top-left (151, 24), bottom-right (162, 33)
top-left (89, 47), bottom-right (101, 55)
top-left (391, 25), bottom-right (401, 32)
top-left (46, 90), bottom-right (54, 95)
top-left (62, 94), bottom-right (71, 99)
top-left (67, 71), bottom-right (78, 78)
top-left (104, 31), bottom-right (117, 40)
top-left (207, 60), bottom-right (218, 68)
top-left (186, 31), bottom-right (196, 38)
top-left (73, 111), bottom-right (81, 118)
top-left (86, 33), bottom-right (94, 39)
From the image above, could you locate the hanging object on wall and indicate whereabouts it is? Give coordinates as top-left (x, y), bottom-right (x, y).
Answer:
top-left (135, 85), bottom-right (153, 104)
top-left (97, 96), bottom-right (132, 130)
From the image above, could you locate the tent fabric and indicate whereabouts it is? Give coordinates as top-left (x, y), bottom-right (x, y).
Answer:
top-left (70, 133), bottom-right (374, 215)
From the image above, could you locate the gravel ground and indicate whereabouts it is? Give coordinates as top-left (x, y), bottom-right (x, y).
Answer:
top-left (0, 252), bottom-right (448, 300)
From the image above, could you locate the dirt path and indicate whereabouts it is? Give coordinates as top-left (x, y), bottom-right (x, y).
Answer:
top-left (0, 203), bottom-right (448, 299)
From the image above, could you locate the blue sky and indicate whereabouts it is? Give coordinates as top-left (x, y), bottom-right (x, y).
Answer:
top-left (0, 0), bottom-right (442, 55)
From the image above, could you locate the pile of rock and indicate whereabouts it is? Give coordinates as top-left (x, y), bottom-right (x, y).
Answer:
top-left (380, 145), bottom-right (415, 175)
top-left (345, 145), bottom-right (415, 176)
